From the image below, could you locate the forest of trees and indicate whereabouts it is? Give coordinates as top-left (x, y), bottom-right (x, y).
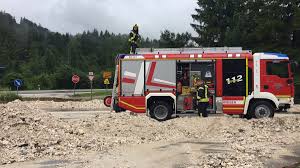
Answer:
top-left (191, 0), bottom-right (300, 60)
top-left (0, 12), bottom-right (191, 89)
top-left (0, 0), bottom-right (299, 90)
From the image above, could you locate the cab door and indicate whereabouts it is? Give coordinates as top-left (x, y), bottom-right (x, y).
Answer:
top-left (261, 60), bottom-right (293, 98)
top-left (222, 59), bottom-right (248, 115)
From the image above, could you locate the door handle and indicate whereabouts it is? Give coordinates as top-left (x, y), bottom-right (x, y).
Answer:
top-left (264, 85), bottom-right (269, 89)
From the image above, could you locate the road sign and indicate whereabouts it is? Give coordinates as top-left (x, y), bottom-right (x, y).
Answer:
top-left (14, 79), bottom-right (22, 87)
top-left (88, 75), bottom-right (94, 81)
top-left (104, 79), bottom-right (110, 85)
top-left (72, 75), bottom-right (80, 96)
top-left (72, 75), bottom-right (80, 84)
top-left (88, 72), bottom-right (94, 81)
top-left (14, 79), bottom-right (22, 95)
top-left (88, 72), bottom-right (94, 100)
top-left (103, 72), bottom-right (112, 79)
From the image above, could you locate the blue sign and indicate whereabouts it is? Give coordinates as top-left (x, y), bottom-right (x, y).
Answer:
top-left (14, 79), bottom-right (22, 87)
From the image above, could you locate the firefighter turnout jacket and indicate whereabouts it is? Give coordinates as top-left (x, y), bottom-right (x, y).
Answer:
top-left (197, 84), bottom-right (209, 102)
top-left (129, 30), bottom-right (140, 44)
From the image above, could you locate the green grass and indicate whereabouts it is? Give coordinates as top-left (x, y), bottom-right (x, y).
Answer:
top-left (0, 92), bottom-right (22, 103)
top-left (72, 90), bottom-right (112, 98)
top-left (0, 87), bottom-right (10, 91)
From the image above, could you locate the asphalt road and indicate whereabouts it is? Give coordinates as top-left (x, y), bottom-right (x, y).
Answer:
top-left (12, 89), bottom-right (112, 98)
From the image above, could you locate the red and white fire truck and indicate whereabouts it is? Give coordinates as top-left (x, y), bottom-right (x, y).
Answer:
top-left (104, 47), bottom-right (295, 121)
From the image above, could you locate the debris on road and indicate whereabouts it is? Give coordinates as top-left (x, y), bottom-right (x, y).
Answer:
top-left (0, 100), bottom-right (88, 164)
top-left (1, 100), bottom-right (300, 167)
top-left (289, 105), bottom-right (300, 113)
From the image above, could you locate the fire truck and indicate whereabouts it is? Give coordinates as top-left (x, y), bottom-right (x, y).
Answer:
top-left (104, 47), bottom-right (295, 121)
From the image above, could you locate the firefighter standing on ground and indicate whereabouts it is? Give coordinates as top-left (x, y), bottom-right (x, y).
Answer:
top-left (195, 78), bottom-right (209, 117)
top-left (129, 24), bottom-right (141, 54)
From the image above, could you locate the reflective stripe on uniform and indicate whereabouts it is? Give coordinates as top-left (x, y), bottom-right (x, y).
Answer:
top-left (196, 87), bottom-right (204, 100)
top-left (197, 85), bottom-right (209, 102)
top-left (129, 31), bottom-right (138, 43)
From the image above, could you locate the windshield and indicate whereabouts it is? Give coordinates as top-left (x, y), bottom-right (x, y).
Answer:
top-left (266, 61), bottom-right (289, 78)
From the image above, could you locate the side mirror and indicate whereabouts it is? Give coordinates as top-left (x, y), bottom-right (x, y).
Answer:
top-left (291, 61), bottom-right (298, 74)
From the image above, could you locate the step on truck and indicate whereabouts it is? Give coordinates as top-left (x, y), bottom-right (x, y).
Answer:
top-left (104, 47), bottom-right (296, 121)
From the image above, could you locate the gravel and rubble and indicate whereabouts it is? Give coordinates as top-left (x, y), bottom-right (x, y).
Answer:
top-left (197, 117), bottom-right (300, 168)
top-left (0, 100), bottom-right (90, 164)
top-left (289, 104), bottom-right (300, 113)
top-left (1, 100), bottom-right (300, 167)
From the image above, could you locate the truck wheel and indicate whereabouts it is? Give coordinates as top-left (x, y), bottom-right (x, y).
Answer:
top-left (150, 101), bottom-right (172, 121)
top-left (250, 101), bottom-right (275, 119)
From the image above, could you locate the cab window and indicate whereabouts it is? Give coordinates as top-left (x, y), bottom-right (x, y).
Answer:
top-left (266, 61), bottom-right (289, 78)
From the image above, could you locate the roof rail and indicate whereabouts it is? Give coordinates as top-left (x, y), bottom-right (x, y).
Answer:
top-left (136, 47), bottom-right (252, 54)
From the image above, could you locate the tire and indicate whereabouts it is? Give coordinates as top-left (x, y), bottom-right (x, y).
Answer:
top-left (103, 96), bottom-right (112, 107)
top-left (249, 101), bottom-right (275, 119)
top-left (150, 101), bottom-right (173, 121)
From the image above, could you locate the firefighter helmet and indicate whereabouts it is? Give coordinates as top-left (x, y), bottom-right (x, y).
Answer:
top-left (133, 24), bottom-right (139, 32)
top-left (194, 76), bottom-right (200, 81)
top-left (193, 74), bottom-right (201, 81)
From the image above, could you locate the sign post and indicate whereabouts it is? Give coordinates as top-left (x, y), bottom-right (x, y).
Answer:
top-left (14, 79), bottom-right (22, 95)
top-left (103, 71), bottom-right (112, 90)
top-left (88, 72), bottom-right (94, 100)
top-left (104, 79), bottom-right (110, 89)
top-left (72, 75), bottom-right (80, 96)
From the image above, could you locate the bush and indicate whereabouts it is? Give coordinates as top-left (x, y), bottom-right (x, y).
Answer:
top-left (0, 92), bottom-right (22, 103)
top-left (1, 72), bottom-right (25, 90)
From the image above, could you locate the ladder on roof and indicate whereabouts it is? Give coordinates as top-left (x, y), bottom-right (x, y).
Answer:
top-left (136, 47), bottom-right (251, 54)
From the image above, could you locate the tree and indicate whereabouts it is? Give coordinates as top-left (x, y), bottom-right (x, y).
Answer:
top-left (191, 0), bottom-right (242, 47)
top-left (159, 30), bottom-right (192, 48)
top-left (0, 11), bottom-right (162, 89)
top-left (292, 5), bottom-right (300, 49)
top-left (191, 0), bottom-right (300, 52)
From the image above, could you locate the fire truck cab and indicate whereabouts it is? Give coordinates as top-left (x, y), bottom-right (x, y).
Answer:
top-left (107, 47), bottom-right (295, 121)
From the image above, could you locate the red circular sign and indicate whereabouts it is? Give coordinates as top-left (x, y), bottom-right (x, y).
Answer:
top-left (104, 96), bottom-right (112, 107)
top-left (72, 75), bottom-right (80, 84)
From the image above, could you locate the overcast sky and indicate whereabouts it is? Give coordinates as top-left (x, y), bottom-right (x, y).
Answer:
top-left (0, 0), bottom-right (198, 39)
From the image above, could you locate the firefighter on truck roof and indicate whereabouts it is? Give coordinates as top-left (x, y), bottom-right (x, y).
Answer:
top-left (195, 77), bottom-right (209, 117)
top-left (129, 24), bottom-right (141, 54)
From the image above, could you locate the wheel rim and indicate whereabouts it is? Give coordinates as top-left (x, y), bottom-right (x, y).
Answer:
top-left (255, 105), bottom-right (271, 118)
top-left (154, 105), bottom-right (168, 120)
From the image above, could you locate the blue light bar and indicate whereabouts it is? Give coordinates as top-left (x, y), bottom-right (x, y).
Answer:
top-left (263, 52), bottom-right (288, 58)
